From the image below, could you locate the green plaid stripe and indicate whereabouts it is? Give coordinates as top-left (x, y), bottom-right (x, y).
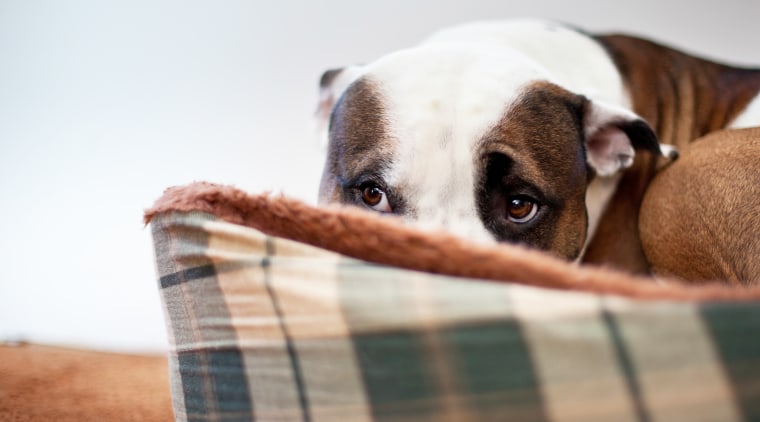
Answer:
top-left (336, 265), bottom-right (548, 421)
top-left (150, 211), bottom-right (760, 422)
top-left (700, 303), bottom-right (760, 421)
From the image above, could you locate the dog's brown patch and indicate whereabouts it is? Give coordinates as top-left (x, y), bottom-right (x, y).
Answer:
top-left (318, 77), bottom-right (396, 203)
top-left (476, 82), bottom-right (588, 259)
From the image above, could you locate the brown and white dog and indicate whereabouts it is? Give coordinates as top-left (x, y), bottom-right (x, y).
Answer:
top-left (316, 19), bottom-right (760, 282)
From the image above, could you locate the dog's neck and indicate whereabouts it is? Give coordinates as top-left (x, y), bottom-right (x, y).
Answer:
top-left (595, 34), bottom-right (760, 148)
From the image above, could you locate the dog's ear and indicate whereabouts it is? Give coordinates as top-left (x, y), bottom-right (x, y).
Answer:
top-left (583, 99), bottom-right (673, 177)
top-left (316, 66), bottom-right (363, 146)
top-left (316, 68), bottom-right (345, 124)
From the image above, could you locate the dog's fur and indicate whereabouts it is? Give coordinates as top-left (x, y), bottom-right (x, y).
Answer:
top-left (316, 19), bottom-right (760, 282)
top-left (640, 128), bottom-right (760, 284)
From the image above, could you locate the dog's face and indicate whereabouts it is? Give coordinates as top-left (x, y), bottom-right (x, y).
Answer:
top-left (317, 44), bottom-right (660, 260)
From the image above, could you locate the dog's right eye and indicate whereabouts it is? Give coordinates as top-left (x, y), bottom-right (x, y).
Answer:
top-left (360, 183), bottom-right (392, 213)
top-left (506, 195), bottom-right (539, 223)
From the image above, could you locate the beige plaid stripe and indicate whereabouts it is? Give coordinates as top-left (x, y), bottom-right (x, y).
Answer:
top-left (510, 287), bottom-right (640, 422)
top-left (204, 221), bottom-right (302, 420)
top-left (266, 247), bottom-right (373, 421)
top-left (604, 298), bottom-right (742, 422)
top-left (203, 219), bottom-right (373, 421)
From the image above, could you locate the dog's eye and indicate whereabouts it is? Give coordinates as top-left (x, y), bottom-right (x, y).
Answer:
top-left (507, 196), bottom-right (538, 223)
top-left (361, 184), bottom-right (392, 213)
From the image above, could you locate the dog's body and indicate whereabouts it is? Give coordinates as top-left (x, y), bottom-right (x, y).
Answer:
top-left (640, 128), bottom-right (760, 285)
top-left (317, 20), bottom-right (760, 281)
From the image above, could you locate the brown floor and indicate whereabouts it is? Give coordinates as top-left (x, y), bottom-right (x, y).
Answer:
top-left (0, 343), bottom-right (173, 421)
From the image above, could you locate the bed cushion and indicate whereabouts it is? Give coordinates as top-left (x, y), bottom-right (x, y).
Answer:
top-left (146, 182), bottom-right (760, 422)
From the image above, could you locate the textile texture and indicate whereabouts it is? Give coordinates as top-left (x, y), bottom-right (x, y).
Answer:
top-left (147, 183), bottom-right (760, 422)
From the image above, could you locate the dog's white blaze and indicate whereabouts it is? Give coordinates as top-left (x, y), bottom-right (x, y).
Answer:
top-left (728, 93), bottom-right (760, 129)
top-left (367, 45), bottom-right (551, 241)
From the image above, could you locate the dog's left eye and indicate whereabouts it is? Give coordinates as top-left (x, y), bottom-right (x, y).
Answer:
top-left (507, 196), bottom-right (538, 223)
top-left (361, 184), bottom-right (392, 213)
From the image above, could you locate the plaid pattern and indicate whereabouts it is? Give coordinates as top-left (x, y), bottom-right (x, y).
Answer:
top-left (151, 210), bottom-right (760, 422)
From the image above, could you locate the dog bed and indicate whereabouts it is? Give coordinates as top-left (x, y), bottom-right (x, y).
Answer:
top-left (146, 182), bottom-right (760, 422)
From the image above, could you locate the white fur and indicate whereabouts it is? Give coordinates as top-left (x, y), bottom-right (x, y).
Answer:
top-left (580, 173), bottom-right (622, 259)
top-left (423, 19), bottom-right (630, 106)
top-left (658, 144), bottom-right (679, 160)
top-left (728, 93), bottom-right (760, 129)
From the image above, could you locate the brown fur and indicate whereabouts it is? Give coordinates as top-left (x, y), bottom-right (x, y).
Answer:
top-left (319, 77), bottom-right (396, 204)
top-left (595, 35), bottom-right (760, 147)
top-left (584, 35), bottom-right (760, 274)
top-left (476, 82), bottom-right (589, 259)
top-left (146, 182), bottom-right (760, 301)
top-left (640, 128), bottom-right (760, 285)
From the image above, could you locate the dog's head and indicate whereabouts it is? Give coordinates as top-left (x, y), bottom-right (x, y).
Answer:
top-left (317, 41), bottom-right (661, 260)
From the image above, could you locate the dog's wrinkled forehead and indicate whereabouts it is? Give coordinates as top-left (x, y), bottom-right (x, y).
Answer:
top-left (322, 45), bottom-right (553, 193)
top-left (365, 44), bottom-right (553, 152)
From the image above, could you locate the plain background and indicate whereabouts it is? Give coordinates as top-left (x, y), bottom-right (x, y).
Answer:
top-left (2, 1), bottom-right (759, 353)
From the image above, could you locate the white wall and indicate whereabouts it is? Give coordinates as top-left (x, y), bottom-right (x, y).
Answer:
top-left (2, 0), bottom-right (759, 353)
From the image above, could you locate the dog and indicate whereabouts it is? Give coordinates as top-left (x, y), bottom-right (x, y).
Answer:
top-left (316, 19), bottom-right (760, 281)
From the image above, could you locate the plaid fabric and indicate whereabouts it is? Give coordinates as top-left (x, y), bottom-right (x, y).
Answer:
top-left (151, 210), bottom-right (760, 422)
